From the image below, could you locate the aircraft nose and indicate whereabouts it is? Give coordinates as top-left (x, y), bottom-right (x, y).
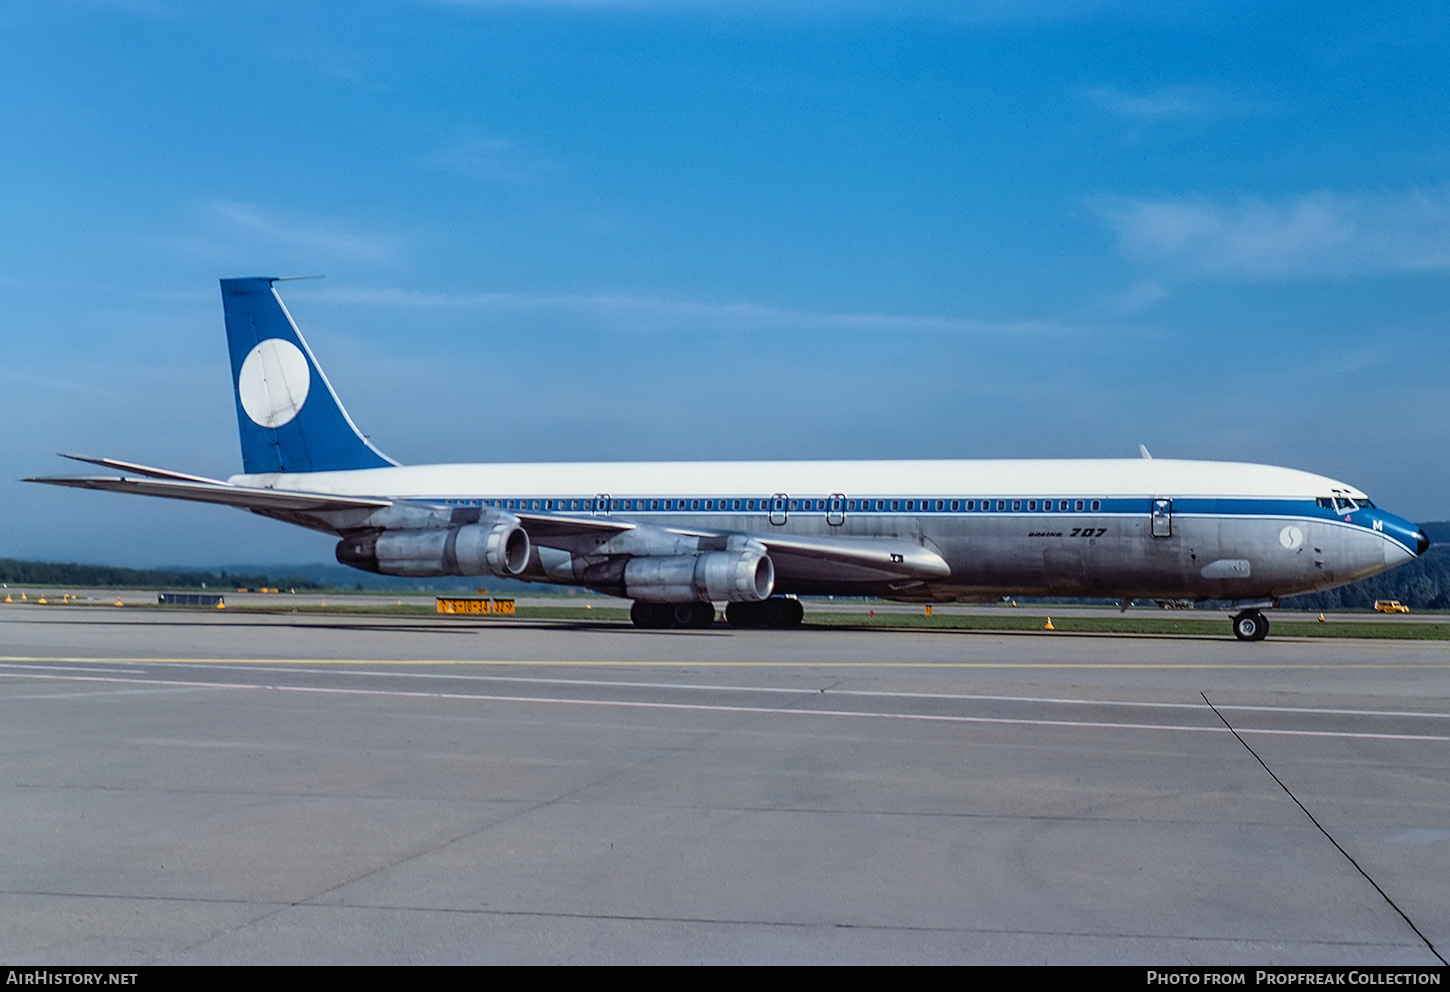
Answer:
top-left (1418, 529), bottom-right (1431, 555)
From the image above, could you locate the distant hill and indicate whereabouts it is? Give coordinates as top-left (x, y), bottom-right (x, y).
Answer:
top-left (0, 559), bottom-right (579, 595)
top-left (1422, 521), bottom-right (1450, 545)
top-left (0, 559), bottom-right (325, 592)
top-left (1283, 522), bottom-right (1450, 611)
top-left (211, 563), bottom-right (581, 595)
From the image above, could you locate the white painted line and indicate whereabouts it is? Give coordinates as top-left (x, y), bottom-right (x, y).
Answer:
top-left (3, 669), bottom-right (1446, 742)
top-left (67, 662), bottom-right (1450, 723)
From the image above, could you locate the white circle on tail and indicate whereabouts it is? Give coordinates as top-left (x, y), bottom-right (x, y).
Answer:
top-left (238, 339), bottom-right (311, 428)
top-left (1279, 525), bottom-right (1304, 550)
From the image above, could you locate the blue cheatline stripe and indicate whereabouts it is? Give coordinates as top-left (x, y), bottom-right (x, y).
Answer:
top-left (406, 494), bottom-right (1414, 549)
top-left (416, 494), bottom-right (1342, 517)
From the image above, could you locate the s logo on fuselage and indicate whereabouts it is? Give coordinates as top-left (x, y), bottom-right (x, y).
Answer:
top-left (1279, 525), bottom-right (1304, 550)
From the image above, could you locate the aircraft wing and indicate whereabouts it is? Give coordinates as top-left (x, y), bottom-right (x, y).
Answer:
top-left (29, 458), bottom-right (947, 582)
top-left (513, 513), bottom-right (949, 583)
top-left (750, 532), bottom-right (950, 582)
top-left (515, 511), bottom-right (641, 538)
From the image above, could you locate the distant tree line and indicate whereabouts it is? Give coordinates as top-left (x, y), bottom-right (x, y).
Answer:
top-left (0, 559), bottom-right (324, 592)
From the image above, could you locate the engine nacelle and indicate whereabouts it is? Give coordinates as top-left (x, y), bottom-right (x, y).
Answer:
top-left (336, 515), bottom-right (530, 577)
top-left (622, 549), bottom-right (775, 603)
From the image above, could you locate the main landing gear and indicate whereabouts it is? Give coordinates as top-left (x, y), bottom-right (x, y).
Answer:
top-left (1231, 610), bottom-right (1269, 642)
top-left (627, 598), bottom-right (805, 629)
top-left (725, 598), bottom-right (804, 629)
top-left (630, 601), bottom-right (715, 629)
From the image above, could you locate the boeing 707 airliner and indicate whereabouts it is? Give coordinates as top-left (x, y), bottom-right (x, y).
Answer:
top-left (28, 277), bottom-right (1430, 640)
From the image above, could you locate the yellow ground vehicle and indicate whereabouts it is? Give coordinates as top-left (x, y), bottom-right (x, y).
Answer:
top-left (1374, 599), bottom-right (1411, 613)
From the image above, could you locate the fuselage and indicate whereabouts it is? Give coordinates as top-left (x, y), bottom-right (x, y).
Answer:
top-left (234, 456), bottom-right (1425, 604)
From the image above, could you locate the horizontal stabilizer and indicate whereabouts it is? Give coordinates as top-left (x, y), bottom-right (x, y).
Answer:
top-left (58, 454), bottom-right (232, 485)
top-left (26, 473), bottom-right (392, 513)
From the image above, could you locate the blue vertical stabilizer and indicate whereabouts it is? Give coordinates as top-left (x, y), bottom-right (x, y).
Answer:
top-left (221, 277), bottom-right (397, 474)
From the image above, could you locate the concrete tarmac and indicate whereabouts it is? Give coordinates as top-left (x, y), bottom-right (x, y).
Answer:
top-left (2, 603), bottom-right (1448, 965)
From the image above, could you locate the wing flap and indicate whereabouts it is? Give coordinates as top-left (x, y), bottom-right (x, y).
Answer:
top-left (57, 454), bottom-right (231, 485)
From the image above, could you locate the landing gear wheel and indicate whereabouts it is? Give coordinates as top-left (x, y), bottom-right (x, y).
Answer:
top-left (670, 601), bottom-right (716, 629)
top-left (1232, 611), bottom-right (1269, 642)
top-left (725, 601), bottom-right (766, 628)
top-left (632, 601), bottom-right (715, 628)
top-left (631, 601), bottom-right (671, 629)
top-left (762, 597), bottom-right (804, 628)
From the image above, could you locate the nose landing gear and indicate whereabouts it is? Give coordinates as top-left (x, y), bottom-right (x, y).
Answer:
top-left (1231, 610), bottom-right (1269, 642)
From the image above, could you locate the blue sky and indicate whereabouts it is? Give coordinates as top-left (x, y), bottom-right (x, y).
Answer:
top-left (3, 1), bottom-right (1449, 567)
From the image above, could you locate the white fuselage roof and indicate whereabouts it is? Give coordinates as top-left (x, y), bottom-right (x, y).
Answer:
top-left (232, 458), bottom-right (1367, 502)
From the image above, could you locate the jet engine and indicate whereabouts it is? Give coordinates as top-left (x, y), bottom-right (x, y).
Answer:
top-left (617, 549), bottom-right (775, 603)
top-left (336, 513), bottom-right (530, 577)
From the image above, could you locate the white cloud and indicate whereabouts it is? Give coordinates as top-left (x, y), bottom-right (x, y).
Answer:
top-left (427, 0), bottom-right (1115, 21)
top-left (1097, 189), bottom-right (1450, 279)
top-left (429, 136), bottom-right (564, 184)
top-left (1079, 84), bottom-right (1273, 122)
top-left (171, 202), bottom-right (402, 266)
top-left (306, 285), bottom-right (1087, 337)
top-left (1109, 279), bottom-right (1169, 314)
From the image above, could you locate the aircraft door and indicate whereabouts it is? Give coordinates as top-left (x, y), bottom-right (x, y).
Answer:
top-left (1151, 498), bottom-right (1172, 538)
top-left (770, 494), bottom-right (788, 526)
top-left (827, 494), bottom-right (845, 526)
top-left (593, 493), bottom-right (610, 517)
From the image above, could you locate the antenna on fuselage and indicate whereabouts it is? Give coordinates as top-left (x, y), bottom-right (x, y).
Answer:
top-left (1138, 444), bottom-right (1153, 460)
